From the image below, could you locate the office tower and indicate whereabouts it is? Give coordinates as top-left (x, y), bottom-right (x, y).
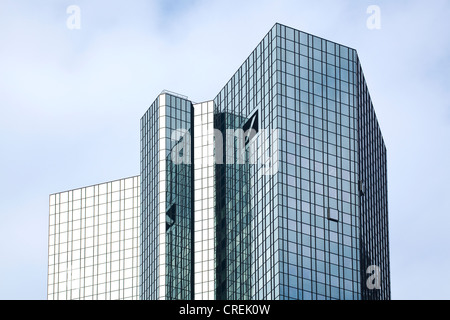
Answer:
top-left (140, 23), bottom-right (390, 300)
top-left (47, 176), bottom-right (140, 300)
top-left (49, 23), bottom-right (390, 301)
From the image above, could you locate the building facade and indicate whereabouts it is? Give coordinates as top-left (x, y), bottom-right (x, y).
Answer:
top-left (139, 23), bottom-right (390, 300)
top-left (48, 176), bottom-right (140, 300)
top-left (48, 23), bottom-right (390, 300)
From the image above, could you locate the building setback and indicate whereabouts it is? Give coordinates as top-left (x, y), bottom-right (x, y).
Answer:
top-left (48, 176), bottom-right (140, 300)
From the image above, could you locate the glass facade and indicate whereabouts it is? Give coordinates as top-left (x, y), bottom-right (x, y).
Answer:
top-left (211, 23), bottom-right (390, 300)
top-left (214, 111), bottom-right (253, 300)
top-left (49, 23), bottom-right (390, 301)
top-left (214, 23), bottom-right (364, 299)
top-left (193, 101), bottom-right (216, 300)
top-left (47, 176), bottom-right (140, 300)
top-left (138, 23), bottom-right (390, 300)
top-left (140, 93), bottom-right (194, 300)
top-left (357, 63), bottom-right (391, 300)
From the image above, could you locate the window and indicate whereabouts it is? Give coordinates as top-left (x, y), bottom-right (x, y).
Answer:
top-left (328, 207), bottom-right (339, 222)
top-left (166, 204), bottom-right (176, 230)
top-left (243, 110), bottom-right (259, 145)
top-left (359, 180), bottom-right (365, 196)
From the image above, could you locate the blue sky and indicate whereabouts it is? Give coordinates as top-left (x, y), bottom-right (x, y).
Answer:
top-left (0, 0), bottom-right (449, 299)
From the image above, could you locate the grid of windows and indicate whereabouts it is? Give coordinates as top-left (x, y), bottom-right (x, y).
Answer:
top-left (213, 23), bottom-right (364, 300)
top-left (49, 23), bottom-right (389, 301)
top-left (357, 62), bottom-right (391, 300)
top-left (214, 25), bottom-right (280, 300)
top-left (215, 25), bottom-right (280, 299)
top-left (141, 93), bottom-right (194, 300)
top-left (140, 95), bottom-right (161, 299)
top-left (274, 24), bottom-right (361, 300)
top-left (193, 101), bottom-right (216, 300)
top-left (166, 95), bottom-right (194, 300)
top-left (136, 23), bottom-right (389, 300)
top-left (214, 112), bottom-right (253, 300)
top-left (48, 176), bottom-right (140, 300)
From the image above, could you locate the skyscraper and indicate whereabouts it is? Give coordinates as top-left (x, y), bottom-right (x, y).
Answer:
top-left (139, 23), bottom-right (390, 300)
top-left (48, 23), bottom-right (390, 301)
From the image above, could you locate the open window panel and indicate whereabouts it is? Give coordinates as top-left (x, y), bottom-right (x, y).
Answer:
top-left (327, 207), bottom-right (339, 222)
top-left (359, 179), bottom-right (365, 196)
top-left (243, 110), bottom-right (258, 146)
top-left (166, 203), bottom-right (176, 230)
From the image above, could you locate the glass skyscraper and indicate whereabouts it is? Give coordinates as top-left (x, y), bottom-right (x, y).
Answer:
top-left (139, 23), bottom-right (390, 300)
top-left (49, 23), bottom-right (390, 300)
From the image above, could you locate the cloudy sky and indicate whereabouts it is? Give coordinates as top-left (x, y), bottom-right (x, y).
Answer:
top-left (0, 0), bottom-right (449, 300)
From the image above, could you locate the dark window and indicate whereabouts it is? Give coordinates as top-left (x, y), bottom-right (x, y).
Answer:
top-left (166, 203), bottom-right (176, 230)
top-left (243, 110), bottom-right (259, 145)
